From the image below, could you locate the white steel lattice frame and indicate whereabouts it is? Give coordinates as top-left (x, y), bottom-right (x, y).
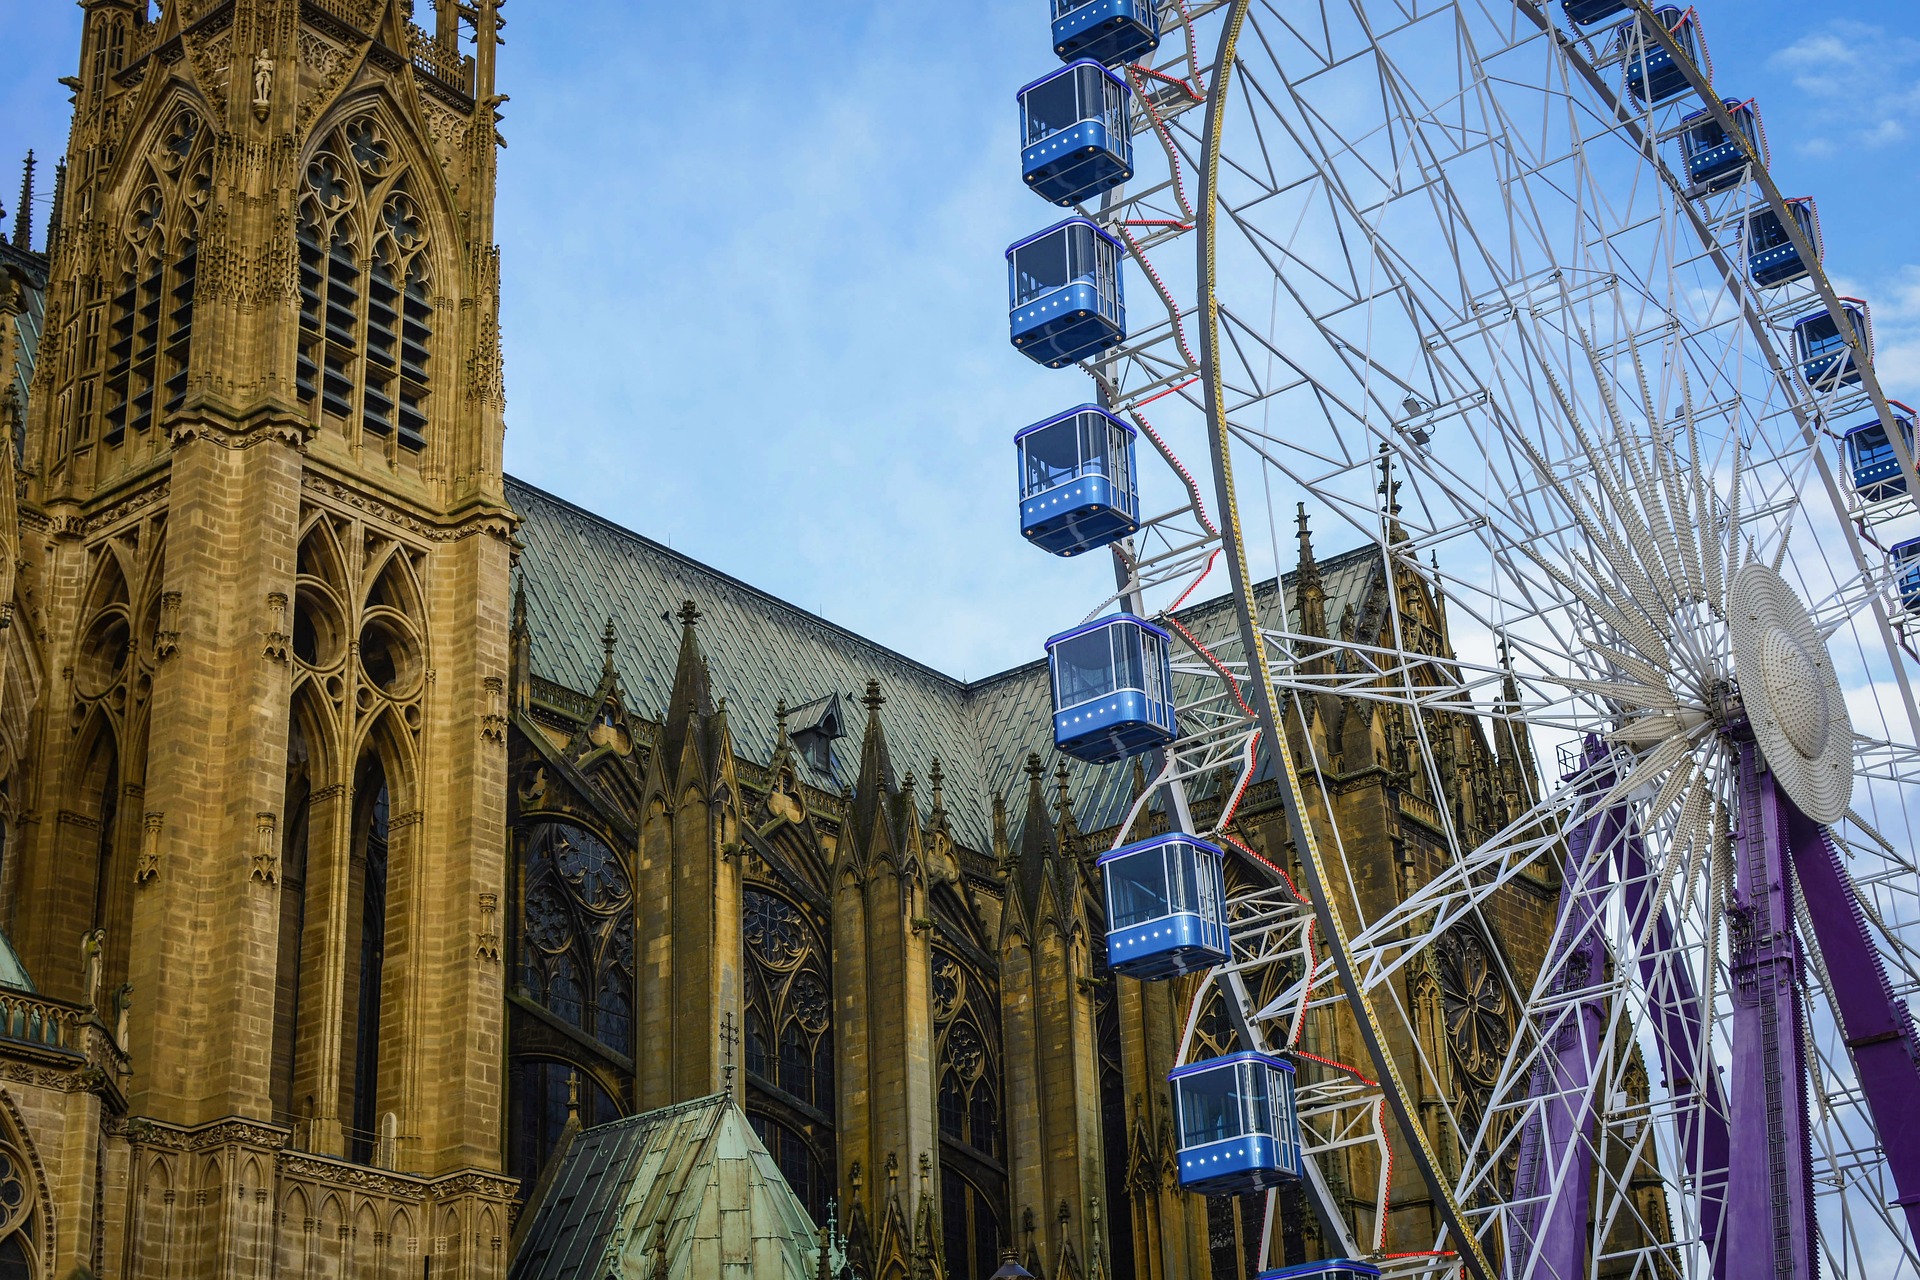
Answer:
top-left (1047, 0), bottom-right (1920, 1277)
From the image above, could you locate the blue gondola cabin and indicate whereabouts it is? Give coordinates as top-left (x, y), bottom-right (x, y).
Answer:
top-left (1052, 0), bottom-right (1160, 67)
top-left (1021, 61), bottom-right (1134, 206)
top-left (1894, 538), bottom-right (1920, 612)
top-left (1794, 300), bottom-right (1871, 391)
top-left (1563, 0), bottom-right (1628, 24)
top-left (1009, 217), bottom-right (1127, 368)
top-left (1171, 1051), bottom-right (1303, 1195)
top-left (1844, 405), bottom-right (1916, 503)
top-left (1098, 834), bottom-right (1230, 979)
top-left (1257, 1263), bottom-right (1383, 1280)
top-left (1679, 99), bottom-right (1763, 194)
top-left (1047, 613), bottom-right (1175, 763)
top-left (1618, 6), bottom-right (1707, 106)
top-left (1018, 405), bottom-right (1139, 555)
top-left (1746, 199), bottom-right (1818, 289)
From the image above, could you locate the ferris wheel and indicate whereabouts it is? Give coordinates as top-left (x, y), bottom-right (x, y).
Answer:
top-left (1007, 1), bottom-right (1920, 1278)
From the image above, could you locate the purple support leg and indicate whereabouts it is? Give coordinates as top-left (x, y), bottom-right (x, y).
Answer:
top-left (1512, 802), bottom-right (1614, 1280)
top-left (1726, 744), bottom-right (1817, 1279)
top-left (1783, 798), bottom-right (1920, 1243)
top-left (1618, 832), bottom-right (1731, 1277)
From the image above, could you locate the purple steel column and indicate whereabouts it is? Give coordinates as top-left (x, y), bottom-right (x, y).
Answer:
top-left (1618, 831), bottom-right (1731, 1277)
top-left (1782, 798), bottom-right (1920, 1243)
top-left (1511, 784), bottom-right (1614, 1280)
top-left (1726, 743), bottom-right (1816, 1279)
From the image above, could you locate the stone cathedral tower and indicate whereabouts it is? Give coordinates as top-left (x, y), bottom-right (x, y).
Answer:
top-left (6, 0), bottom-right (517, 1273)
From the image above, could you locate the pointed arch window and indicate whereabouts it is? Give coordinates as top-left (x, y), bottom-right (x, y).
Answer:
top-left (298, 117), bottom-right (432, 454)
top-left (932, 952), bottom-right (1001, 1157)
top-left (934, 948), bottom-right (1009, 1280)
top-left (0, 1126), bottom-right (45, 1279)
top-left (518, 823), bottom-right (633, 1057)
top-left (742, 888), bottom-right (833, 1113)
top-left (348, 758), bottom-right (391, 1164)
top-left (942, 1167), bottom-right (1004, 1280)
top-left (507, 1058), bottom-right (621, 1192)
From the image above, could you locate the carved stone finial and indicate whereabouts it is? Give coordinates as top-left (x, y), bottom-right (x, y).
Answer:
top-left (601, 616), bottom-right (617, 669)
top-left (566, 1070), bottom-right (580, 1124)
top-left (677, 599), bottom-right (701, 628)
top-left (1025, 752), bottom-right (1043, 782)
top-left (862, 678), bottom-right (884, 713)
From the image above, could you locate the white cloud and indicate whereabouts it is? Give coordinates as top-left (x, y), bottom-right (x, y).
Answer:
top-left (1768, 20), bottom-right (1920, 154)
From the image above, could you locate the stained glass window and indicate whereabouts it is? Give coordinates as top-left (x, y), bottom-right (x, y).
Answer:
top-left (519, 823), bottom-right (634, 1057)
top-left (933, 952), bottom-right (1001, 1157)
top-left (942, 1170), bottom-right (1004, 1280)
top-left (742, 888), bottom-right (833, 1114)
top-left (506, 1059), bottom-right (621, 1192)
top-left (742, 886), bottom-right (835, 1219)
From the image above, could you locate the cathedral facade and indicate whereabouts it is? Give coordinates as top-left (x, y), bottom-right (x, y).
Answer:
top-left (0, 3), bottom-right (1567, 1277)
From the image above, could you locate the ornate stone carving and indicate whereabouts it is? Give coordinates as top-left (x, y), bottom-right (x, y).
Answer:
top-left (481, 675), bottom-right (506, 742)
top-left (301, 474), bottom-right (514, 544)
top-left (263, 591), bottom-right (289, 663)
top-left (137, 812), bottom-right (163, 884)
top-left (153, 591), bottom-right (181, 662)
top-left (476, 892), bottom-right (499, 962)
top-left (251, 811), bottom-right (277, 884)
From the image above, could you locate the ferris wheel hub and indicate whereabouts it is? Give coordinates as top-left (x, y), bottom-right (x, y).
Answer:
top-left (1730, 562), bottom-right (1854, 823)
top-left (1759, 626), bottom-right (1832, 758)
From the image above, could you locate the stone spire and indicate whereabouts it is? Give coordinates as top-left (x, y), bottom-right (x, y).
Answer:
top-left (660, 600), bottom-right (712, 771)
top-left (927, 758), bottom-right (947, 829)
top-left (851, 679), bottom-right (899, 851)
top-left (1495, 637), bottom-right (1540, 809)
top-left (12, 151), bottom-right (32, 251)
top-left (508, 577), bottom-right (531, 714)
top-left (44, 160), bottom-right (63, 261)
top-left (1295, 503), bottom-right (1326, 638)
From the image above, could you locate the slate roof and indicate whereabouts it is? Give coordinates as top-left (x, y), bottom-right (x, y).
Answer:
top-left (509, 1092), bottom-right (822, 1280)
top-left (509, 477), bottom-right (1386, 855)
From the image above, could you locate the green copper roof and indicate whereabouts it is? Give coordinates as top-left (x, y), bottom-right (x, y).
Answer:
top-left (508, 476), bottom-right (1385, 854)
top-left (0, 926), bottom-right (35, 994)
top-left (509, 1092), bottom-right (823, 1279)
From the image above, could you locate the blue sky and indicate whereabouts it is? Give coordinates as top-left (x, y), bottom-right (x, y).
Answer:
top-left (3, 0), bottom-right (1919, 679)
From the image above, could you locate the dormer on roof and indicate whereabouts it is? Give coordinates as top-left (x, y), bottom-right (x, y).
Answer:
top-left (785, 692), bottom-right (848, 779)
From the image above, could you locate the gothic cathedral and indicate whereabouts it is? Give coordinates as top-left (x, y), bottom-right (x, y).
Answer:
top-left (0, 3), bottom-right (1563, 1278)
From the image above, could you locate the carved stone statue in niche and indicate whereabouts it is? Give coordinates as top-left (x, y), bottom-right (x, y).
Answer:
top-left (80, 928), bottom-right (105, 1010)
top-left (252, 48), bottom-right (273, 118)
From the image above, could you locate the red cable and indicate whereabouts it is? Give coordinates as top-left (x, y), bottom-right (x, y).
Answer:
top-left (1128, 406), bottom-right (1216, 534)
top-left (1292, 1049), bottom-right (1377, 1088)
top-left (1168, 548), bottom-right (1220, 611)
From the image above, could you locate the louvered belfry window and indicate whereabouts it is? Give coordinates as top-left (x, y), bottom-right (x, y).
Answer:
top-left (297, 117), bottom-right (432, 454)
top-left (101, 108), bottom-right (208, 445)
